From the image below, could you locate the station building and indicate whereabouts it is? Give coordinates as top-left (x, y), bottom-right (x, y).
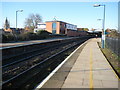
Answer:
top-left (46, 20), bottom-right (77, 36)
top-left (34, 20), bottom-right (88, 37)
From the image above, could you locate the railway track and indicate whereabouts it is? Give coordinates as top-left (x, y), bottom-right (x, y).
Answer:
top-left (2, 41), bottom-right (76, 81)
top-left (2, 39), bottom-right (74, 67)
top-left (2, 37), bottom-right (90, 89)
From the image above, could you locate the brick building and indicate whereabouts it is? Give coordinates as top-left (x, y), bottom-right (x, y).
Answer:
top-left (77, 28), bottom-right (89, 31)
top-left (46, 21), bottom-right (66, 34)
top-left (46, 20), bottom-right (79, 36)
top-left (45, 20), bottom-right (88, 36)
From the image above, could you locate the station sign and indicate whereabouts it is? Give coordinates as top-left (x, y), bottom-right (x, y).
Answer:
top-left (66, 24), bottom-right (77, 30)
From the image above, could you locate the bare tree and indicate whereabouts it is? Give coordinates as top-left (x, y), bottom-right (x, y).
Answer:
top-left (24, 13), bottom-right (42, 31)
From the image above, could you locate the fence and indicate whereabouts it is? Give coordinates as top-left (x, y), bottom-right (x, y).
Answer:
top-left (105, 37), bottom-right (120, 57)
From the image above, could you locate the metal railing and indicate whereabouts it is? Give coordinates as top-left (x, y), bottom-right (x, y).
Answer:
top-left (105, 37), bottom-right (120, 57)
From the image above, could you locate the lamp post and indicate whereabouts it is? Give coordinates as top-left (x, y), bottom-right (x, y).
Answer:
top-left (93, 4), bottom-right (106, 48)
top-left (16, 10), bottom-right (23, 30)
top-left (97, 19), bottom-right (103, 29)
top-left (97, 19), bottom-right (102, 21)
top-left (97, 19), bottom-right (103, 44)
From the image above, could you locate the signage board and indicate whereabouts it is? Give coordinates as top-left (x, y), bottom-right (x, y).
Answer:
top-left (66, 24), bottom-right (77, 30)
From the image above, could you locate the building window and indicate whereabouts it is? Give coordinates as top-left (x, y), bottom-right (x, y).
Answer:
top-left (52, 23), bottom-right (56, 34)
top-left (64, 24), bottom-right (66, 28)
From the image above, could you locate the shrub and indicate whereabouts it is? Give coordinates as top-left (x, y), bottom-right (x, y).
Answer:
top-left (26, 32), bottom-right (37, 40)
top-left (2, 34), bottom-right (15, 42)
top-left (19, 32), bottom-right (37, 41)
top-left (2, 34), bottom-right (7, 43)
top-left (108, 30), bottom-right (120, 38)
top-left (7, 34), bottom-right (15, 41)
top-left (36, 30), bottom-right (50, 39)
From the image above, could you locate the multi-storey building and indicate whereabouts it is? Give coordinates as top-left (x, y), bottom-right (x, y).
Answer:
top-left (46, 20), bottom-right (77, 35)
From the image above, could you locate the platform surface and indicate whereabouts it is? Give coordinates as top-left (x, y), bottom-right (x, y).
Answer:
top-left (61, 38), bottom-right (119, 88)
top-left (0, 37), bottom-right (75, 49)
top-left (39, 38), bottom-right (119, 89)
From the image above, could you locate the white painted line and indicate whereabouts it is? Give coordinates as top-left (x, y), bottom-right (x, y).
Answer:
top-left (35, 39), bottom-right (90, 89)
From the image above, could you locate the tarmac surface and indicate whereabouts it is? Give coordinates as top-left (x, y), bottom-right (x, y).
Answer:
top-left (36, 38), bottom-right (119, 89)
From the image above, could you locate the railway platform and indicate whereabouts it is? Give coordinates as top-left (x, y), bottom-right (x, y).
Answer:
top-left (36, 38), bottom-right (119, 89)
top-left (0, 37), bottom-right (75, 49)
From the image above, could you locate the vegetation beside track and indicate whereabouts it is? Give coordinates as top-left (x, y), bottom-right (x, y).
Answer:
top-left (2, 30), bottom-right (67, 43)
top-left (98, 42), bottom-right (120, 78)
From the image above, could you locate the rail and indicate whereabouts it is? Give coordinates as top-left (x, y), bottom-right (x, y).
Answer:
top-left (2, 37), bottom-right (91, 89)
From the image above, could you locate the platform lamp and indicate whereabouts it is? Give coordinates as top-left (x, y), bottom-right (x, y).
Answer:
top-left (15, 10), bottom-right (23, 41)
top-left (93, 4), bottom-right (106, 49)
top-left (16, 10), bottom-right (23, 30)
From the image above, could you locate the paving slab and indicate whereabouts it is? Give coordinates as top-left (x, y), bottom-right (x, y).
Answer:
top-left (62, 38), bottom-right (119, 88)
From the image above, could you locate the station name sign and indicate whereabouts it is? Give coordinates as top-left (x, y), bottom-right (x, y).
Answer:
top-left (66, 24), bottom-right (77, 30)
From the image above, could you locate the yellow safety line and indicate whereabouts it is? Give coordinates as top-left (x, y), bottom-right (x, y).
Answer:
top-left (89, 48), bottom-right (93, 90)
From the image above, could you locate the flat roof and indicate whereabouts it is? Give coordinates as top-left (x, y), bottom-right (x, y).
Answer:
top-left (46, 20), bottom-right (77, 26)
top-left (46, 20), bottom-right (67, 23)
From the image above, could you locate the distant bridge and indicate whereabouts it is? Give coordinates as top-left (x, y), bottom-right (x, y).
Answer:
top-left (88, 29), bottom-right (102, 37)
